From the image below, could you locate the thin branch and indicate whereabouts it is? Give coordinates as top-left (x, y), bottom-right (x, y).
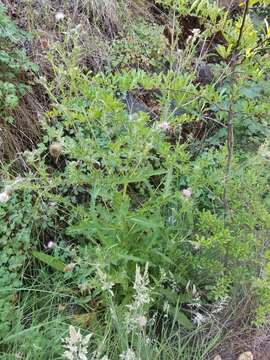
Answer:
top-left (234, 0), bottom-right (250, 52)
top-left (223, 0), bottom-right (250, 222)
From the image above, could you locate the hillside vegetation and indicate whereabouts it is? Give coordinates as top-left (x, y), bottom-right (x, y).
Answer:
top-left (0, 1), bottom-right (270, 359)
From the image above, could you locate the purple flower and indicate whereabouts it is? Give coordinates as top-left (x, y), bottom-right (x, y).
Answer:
top-left (157, 122), bottom-right (171, 131)
top-left (182, 187), bottom-right (192, 198)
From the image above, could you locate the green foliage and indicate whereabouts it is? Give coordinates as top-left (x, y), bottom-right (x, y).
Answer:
top-left (1, 0), bottom-right (270, 358)
top-left (2, 65), bottom-right (270, 339)
top-left (0, 4), bottom-right (37, 119)
top-left (206, 58), bottom-right (270, 149)
top-left (0, 189), bottom-right (33, 337)
top-left (109, 20), bottom-right (167, 71)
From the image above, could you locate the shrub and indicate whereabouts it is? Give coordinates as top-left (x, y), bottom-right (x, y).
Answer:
top-left (1, 64), bottom-right (269, 336)
top-left (1, 0), bottom-right (270, 358)
top-left (109, 20), bottom-right (167, 71)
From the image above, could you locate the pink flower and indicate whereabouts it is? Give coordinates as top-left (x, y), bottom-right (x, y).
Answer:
top-left (182, 187), bottom-right (192, 198)
top-left (137, 315), bottom-right (147, 328)
top-left (157, 122), bottom-right (171, 131)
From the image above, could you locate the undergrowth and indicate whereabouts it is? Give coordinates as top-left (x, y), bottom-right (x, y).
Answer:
top-left (0, 3), bottom-right (42, 167)
top-left (0, 0), bottom-right (270, 359)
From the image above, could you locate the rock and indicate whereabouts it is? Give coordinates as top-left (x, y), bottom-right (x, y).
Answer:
top-left (124, 92), bottom-right (157, 119)
top-left (197, 62), bottom-right (214, 85)
top-left (216, 0), bottom-right (241, 11)
top-left (238, 351), bottom-right (253, 360)
top-left (213, 355), bottom-right (222, 360)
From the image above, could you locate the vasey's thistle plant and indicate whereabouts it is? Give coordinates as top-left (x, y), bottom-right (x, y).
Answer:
top-left (1, 1), bottom-right (270, 359)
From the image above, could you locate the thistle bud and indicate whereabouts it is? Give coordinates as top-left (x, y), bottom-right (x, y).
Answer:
top-left (49, 143), bottom-right (63, 162)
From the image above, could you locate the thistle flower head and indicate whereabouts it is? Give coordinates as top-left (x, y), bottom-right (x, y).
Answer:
top-left (156, 122), bottom-right (171, 131)
top-left (182, 187), bottom-right (192, 198)
top-left (49, 142), bottom-right (63, 161)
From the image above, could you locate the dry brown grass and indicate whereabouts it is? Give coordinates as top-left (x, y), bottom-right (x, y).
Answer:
top-left (216, 0), bottom-right (242, 11)
top-left (79, 0), bottom-right (121, 37)
top-left (0, 88), bottom-right (44, 170)
top-left (0, 0), bottom-right (157, 168)
top-left (207, 288), bottom-right (270, 360)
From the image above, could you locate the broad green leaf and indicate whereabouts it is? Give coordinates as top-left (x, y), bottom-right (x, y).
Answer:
top-left (32, 251), bottom-right (66, 272)
top-left (169, 307), bottom-right (194, 330)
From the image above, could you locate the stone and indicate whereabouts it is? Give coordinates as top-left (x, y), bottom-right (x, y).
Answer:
top-left (238, 351), bottom-right (253, 360)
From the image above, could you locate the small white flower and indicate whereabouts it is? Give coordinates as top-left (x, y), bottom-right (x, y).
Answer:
top-left (192, 28), bottom-right (201, 37)
top-left (55, 11), bottom-right (65, 21)
top-left (46, 241), bottom-right (56, 249)
top-left (182, 187), bottom-right (192, 198)
top-left (0, 191), bottom-right (10, 203)
top-left (14, 354), bottom-right (23, 359)
top-left (136, 315), bottom-right (147, 328)
top-left (193, 312), bottom-right (207, 326)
